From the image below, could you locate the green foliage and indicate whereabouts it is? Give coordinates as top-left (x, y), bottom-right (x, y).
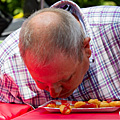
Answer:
top-left (0, 0), bottom-right (119, 16)
top-left (102, 1), bottom-right (116, 6)
top-left (0, 0), bottom-right (24, 16)
top-left (73, 0), bottom-right (117, 7)
top-left (0, 40), bottom-right (3, 44)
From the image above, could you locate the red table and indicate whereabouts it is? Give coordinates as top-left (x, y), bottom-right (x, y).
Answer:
top-left (0, 103), bottom-right (33, 120)
top-left (12, 107), bottom-right (120, 120)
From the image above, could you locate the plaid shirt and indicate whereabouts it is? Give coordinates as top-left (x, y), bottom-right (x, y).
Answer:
top-left (0, 1), bottom-right (120, 108)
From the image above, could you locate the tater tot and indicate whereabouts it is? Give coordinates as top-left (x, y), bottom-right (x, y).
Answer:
top-left (47, 101), bottom-right (56, 108)
top-left (88, 99), bottom-right (101, 106)
top-left (100, 101), bottom-right (110, 107)
top-left (109, 101), bottom-right (120, 107)
top-left (60, 103), bottom-right (72, 114)
top-left (74, 101), bottom-right (86, 108)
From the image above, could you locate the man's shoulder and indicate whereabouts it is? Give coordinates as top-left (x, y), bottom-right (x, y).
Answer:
top-left (82, 6), bottom-right (120, 14)
top-left (82, 6), bottom-right (120, 26)
top-left (0, 28), bottom-right (21, 66)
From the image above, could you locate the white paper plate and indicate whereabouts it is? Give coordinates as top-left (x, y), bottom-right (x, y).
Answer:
top-left (39, 100), bottom-right (120, 113)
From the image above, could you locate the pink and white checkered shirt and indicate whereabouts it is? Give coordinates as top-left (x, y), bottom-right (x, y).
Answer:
top-left (0, 0), bottom-right (120, 108)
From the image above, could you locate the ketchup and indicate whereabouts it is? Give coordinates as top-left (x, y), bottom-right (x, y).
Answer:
top-left (80, 103), bottom-right (96, 108)
top-left (62, 103), bottom-right (71, 114)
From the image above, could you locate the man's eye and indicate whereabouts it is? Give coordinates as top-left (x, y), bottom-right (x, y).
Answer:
top-left (61, 74), bottom-right (73, 82)
top-left (35, 80), bottom-right (44, 84)
top-left (67, 74), bottom-right (73, 81)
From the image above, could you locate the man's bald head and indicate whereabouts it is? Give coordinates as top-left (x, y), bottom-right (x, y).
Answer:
top-left (19, 8), bottom-right (85, 66)
top-left (29, 11), bottom-right (60, 47)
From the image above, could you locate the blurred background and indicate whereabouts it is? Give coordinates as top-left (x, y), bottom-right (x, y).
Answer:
top-left (0, 0), bottom-right (119, 17)
top-left (0, 0), bottom-right (119, 42)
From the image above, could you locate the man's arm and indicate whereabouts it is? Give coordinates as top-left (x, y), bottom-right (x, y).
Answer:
top-left (0, 73), bottom-right (24, 104)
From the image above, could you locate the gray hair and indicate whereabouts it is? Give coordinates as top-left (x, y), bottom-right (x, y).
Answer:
top-left (19, 8), bottom-right (85, 66)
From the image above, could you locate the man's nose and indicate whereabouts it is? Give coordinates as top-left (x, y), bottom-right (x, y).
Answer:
top-left (49, 84), bottom-right (62, 98)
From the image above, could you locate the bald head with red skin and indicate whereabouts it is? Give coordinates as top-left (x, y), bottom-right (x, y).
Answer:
top-left (21, 11), bottom-right (91, 98)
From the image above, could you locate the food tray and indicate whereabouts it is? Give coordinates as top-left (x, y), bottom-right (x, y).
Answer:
top-left (39, 100), bottom-right (120, 113)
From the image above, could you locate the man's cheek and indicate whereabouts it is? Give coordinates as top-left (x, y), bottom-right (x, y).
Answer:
top-left (35, 82), bottom-right (45, 90)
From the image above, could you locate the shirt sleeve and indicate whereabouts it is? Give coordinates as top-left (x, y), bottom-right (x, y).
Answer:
top-left (0, 73), bottom-right (24, 104)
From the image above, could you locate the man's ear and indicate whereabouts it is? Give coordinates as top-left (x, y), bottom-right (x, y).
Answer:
top-left (83, 37), bottom-right (91, 58)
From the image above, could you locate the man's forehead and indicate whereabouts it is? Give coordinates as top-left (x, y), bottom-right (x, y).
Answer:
top-left (31, 11), bottom-right (59, 25)
top-left (25, 50), bottom-right (79, 78)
